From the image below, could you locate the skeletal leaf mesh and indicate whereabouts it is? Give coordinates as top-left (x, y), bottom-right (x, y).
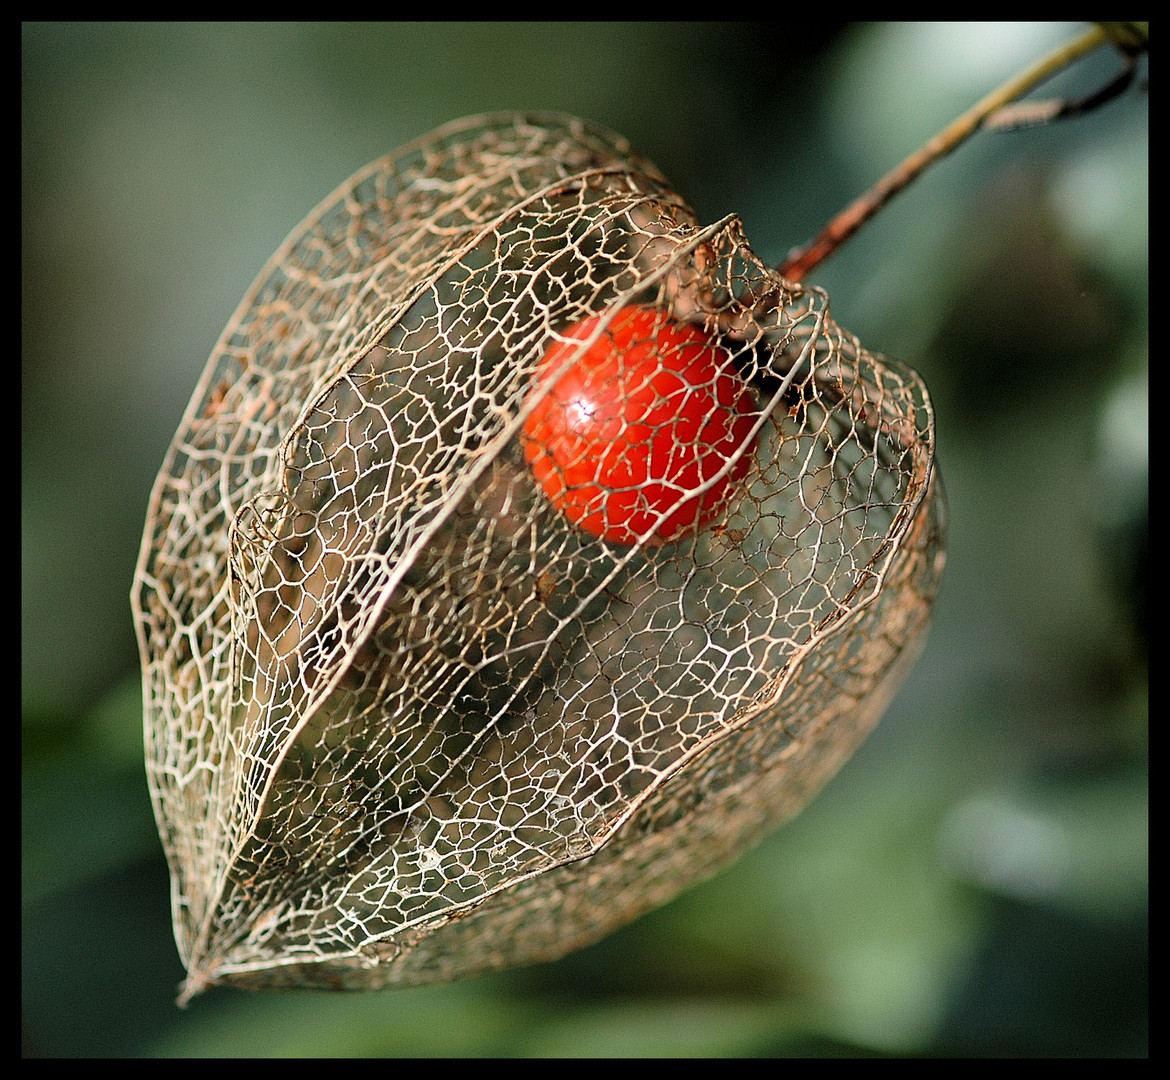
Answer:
top-left (132, 113), bottom-right (944, 1000)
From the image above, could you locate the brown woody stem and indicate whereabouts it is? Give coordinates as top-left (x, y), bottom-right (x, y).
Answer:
top-left (778, 24), bottom-right (1117, 283)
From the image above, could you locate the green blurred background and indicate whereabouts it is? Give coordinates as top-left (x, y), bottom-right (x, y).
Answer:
top-left (22, 22), bottom-right (1146, 1057)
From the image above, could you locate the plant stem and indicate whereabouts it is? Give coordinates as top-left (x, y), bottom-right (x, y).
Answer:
top-left (779, 24), bottom-right (1113, 283)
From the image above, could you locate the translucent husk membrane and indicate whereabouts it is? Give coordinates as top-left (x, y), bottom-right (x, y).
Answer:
top-left (131, 113), bottom-right (944, 1001)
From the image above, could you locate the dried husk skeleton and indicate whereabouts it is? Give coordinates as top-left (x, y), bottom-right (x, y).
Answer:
top-left (132, 113), bottom-right (944, 1002)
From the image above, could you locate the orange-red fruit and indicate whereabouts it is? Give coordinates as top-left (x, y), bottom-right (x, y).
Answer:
top-left (521, 305), bottom-right (757, 546)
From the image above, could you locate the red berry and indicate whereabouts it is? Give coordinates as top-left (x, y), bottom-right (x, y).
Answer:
top-left (521, 305), bottom-right (757, 546)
